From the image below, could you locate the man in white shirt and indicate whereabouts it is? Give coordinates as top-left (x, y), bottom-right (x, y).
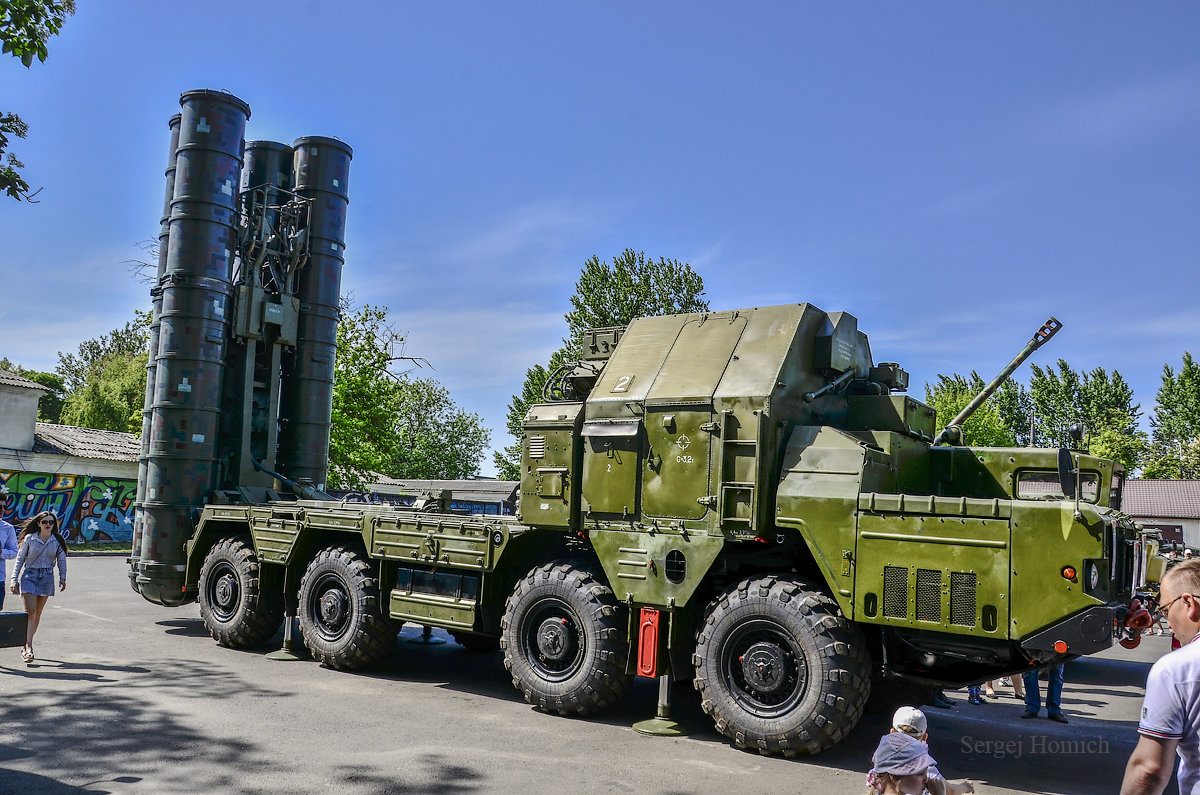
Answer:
top-left (1121, 559), bottom-right (1200, 794)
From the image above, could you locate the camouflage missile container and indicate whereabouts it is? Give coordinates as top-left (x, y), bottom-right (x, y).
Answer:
top-left (133, 91), bottom-right (1147, 757)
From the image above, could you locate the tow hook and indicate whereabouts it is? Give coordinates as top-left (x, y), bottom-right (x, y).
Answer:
top-left (1117, 598), bottom-right (1152, 649)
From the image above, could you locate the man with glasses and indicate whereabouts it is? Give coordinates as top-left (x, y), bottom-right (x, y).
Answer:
top-left (1121, 559), bottom-right (1200, 795)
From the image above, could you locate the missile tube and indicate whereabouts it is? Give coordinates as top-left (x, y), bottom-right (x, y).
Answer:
top-left (137, 89), bottom-right (250, 606)
top-left (275, 136), bottom-right (352, 489)
top-left (129, 112), bottom-right (182, 591)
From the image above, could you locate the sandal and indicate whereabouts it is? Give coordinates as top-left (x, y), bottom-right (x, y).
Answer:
top-left (21, 647), bottom-right (33, 663)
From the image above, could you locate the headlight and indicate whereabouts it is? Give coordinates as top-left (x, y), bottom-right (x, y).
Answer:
top-left (1087, 562), bottom-right (1100, 590)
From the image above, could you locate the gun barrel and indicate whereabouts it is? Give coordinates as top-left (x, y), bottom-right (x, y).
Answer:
top-left (936, 317), bottom-right (1061, 444)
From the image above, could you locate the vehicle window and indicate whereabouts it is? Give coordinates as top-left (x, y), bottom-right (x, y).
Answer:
top-left (1016, 470), bottom-right (1098, 502)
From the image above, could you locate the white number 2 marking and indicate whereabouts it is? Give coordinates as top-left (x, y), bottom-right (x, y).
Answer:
top-left (612, 375), bottom-right (633, 393)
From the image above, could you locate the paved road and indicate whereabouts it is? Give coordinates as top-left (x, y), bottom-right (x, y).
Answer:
top-left (0, 556), bottom-right (1181, 794)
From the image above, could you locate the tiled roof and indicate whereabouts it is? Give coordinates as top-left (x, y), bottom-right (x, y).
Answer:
top-left (1124, 479), bottom-right (1200, 520)
top-left (33, 423), bottom-right (140, 462)
top-left (0, 370), bottom-right (49, 392)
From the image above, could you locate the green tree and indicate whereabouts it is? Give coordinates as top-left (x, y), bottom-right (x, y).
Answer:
top-left (925, 372), bottom-right (1018, 447)
top-left (493, 250), bottom-right (709, 479)
top-left (51, 318), bottom-right (150, 433)
top-left (389, 377), bottom-right (490, 480)
top-left (56, 318), bottom-right (150, 395)
top-left (328, 304), bottom-right (402, 488)
top-left (329, 302), bottom-right (488, 488)
top-left (0, 358), bottom-right (65, 422)
top-left (1142, 352), bottom-right (1200, 478)
top-left (59, 349), bottom-right (148, 433)
top-left (1, 0), bottom-right (76, 201)
top-left (1028, 359), bottom-right (1146, 470)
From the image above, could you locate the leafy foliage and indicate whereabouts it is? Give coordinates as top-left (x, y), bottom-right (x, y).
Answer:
top-left (389, 376), bottom-right (490, 480)
top-left (329, 304), bottom-right (403, 488)
top-left (0, 0), bottom-right (76, 67)
top-left (56, 319), bottom-right (150, 395)
top-left (494, 250), bottom-right (709, 480)
top-left (46, 319), bottom-right (150, 433)
top-left (1142, 352), bottom-right (1200, 478)
top-left (0, 110), bottom-right (34, 200)
top-left (1027, 359), bottom-right (1146, 470)
top-left (59, 349), bottom-right (147, 433)
top-left (925, 372), bottom-right (1018, 447)
top-left (329, 302), bottom-right (488, 489)
top-left (562, 249), bottom-right (709, 357)
top-left (1, 1), bottom-right (76, 201)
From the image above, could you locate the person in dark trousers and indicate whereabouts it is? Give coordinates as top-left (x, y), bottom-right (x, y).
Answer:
top-left (1021, 662), bottom-right (1067, 723)
top-left (8, 511), bottom-right (69, 664)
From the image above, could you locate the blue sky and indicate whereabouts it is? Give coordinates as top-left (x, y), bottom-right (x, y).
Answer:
top-left (2, 2), bottom-right (1197, 474)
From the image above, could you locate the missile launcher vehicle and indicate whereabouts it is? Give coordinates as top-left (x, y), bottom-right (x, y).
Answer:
top-left (131, 89), bottom-right (1149, 756)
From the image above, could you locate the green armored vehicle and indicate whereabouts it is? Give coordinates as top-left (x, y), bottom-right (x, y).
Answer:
top-left (132, 89), bottom-right (1146, 757)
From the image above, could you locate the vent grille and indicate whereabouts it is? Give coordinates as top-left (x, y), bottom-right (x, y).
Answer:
top-left (916, 569), bottom-right (942, 623)
top-left (883, 566), bottom-right (908, 619)
top-left (528, 435), bottom-right (546, 460)
top-left (950, 572), bottom-right (977, 627)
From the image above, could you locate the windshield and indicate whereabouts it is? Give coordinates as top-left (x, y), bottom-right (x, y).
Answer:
top-left (1015, 469), bottom-right (1099, 503)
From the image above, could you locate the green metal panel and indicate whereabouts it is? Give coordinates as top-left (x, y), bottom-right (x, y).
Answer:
top-left (854, 513), bottom-right (1010, 638)
top-left (774, 425), bottom-right (866, 616)
top-left (581, 420), bottom-right (642, 517)
top-left (712, 305), bottom-right (806, 401)
top-left (370, 515), bottom-right (498, 570)
top-left (1009, 501), bottom-right (1108, 639)
top-left (589, 527), bottom-right (724, 607)
top-left (645, 313), bottom-right (747, 401)
top-left (588, 314), bottom-right (687, 409)
top-left (389, 590), bottom-right (477, 628)
top-left (519, 401), bottom-right (581, 528)
top-left (643, 406), bottom-right (712, 520)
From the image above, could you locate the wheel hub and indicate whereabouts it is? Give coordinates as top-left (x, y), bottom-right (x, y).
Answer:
top-left (742, 640), bottom-right (789, 695)
top-left (319, 589), bottom-right (349, 627)
top-left (536, 617), bottom-right (575, 663)
top-left (214, 572), bottom-right (237, 610)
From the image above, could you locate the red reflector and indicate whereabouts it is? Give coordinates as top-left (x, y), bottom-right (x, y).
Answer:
top-left (1053, 640), bottom-right (1069, 654)
top-left (637, 608), bottom-right (660, 678)
top-left (1062, 567), bottom-right (1077, 581)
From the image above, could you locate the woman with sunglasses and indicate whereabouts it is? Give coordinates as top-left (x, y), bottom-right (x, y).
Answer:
top-left (8, 511), bottom-right (69, 664)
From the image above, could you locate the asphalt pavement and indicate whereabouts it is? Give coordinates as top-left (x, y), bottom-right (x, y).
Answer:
top-left (0, 556), bottom-right (1181, 794)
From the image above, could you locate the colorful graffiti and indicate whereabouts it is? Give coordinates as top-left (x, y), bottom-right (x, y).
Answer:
top-left (0, 470), bottom-right (136, 543)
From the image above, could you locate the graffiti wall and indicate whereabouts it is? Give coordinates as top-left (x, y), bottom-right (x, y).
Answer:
top-left (0, 470), bottom-right (136, 543)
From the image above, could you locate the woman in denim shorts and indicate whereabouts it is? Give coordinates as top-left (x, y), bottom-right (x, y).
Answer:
top-left (8, 511), bottom-right (68, 663)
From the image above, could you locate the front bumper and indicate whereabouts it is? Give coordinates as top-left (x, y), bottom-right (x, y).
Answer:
top-left (1019, 605), bottom-right (1115, 657)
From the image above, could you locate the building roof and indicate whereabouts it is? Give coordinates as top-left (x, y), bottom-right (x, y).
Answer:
top-left (1124, 479), bottom-right (1200, 520)
top-left (370, 476), bottom-right (518, 503)
top-left (33, 423), bottom-right (140, 462)
top-left (0, 369), bottom-right (49, 392)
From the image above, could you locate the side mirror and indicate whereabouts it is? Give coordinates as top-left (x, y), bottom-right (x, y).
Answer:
top-left (1058, 447), bottom-right (1077, 497)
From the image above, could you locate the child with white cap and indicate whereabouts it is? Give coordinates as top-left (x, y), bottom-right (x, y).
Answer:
top-left (866, 706), bottom-right (975, 795)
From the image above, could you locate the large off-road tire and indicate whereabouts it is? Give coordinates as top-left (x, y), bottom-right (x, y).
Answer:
top-left (693, 575), bottom-right (871, 757)
top-left (501, 561), bottom-right (632, 716)
top-left (297, 545), bottom-right (398, 670)
top-left (198, 536), bottom-right (284, 649)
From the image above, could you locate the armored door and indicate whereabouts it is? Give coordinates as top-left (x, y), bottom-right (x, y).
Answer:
top-left (642, 406), bottom-right (712, 520)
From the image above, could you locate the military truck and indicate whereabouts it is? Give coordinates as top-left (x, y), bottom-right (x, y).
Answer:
top-left (132, 90), bottom-right (1147, 757)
